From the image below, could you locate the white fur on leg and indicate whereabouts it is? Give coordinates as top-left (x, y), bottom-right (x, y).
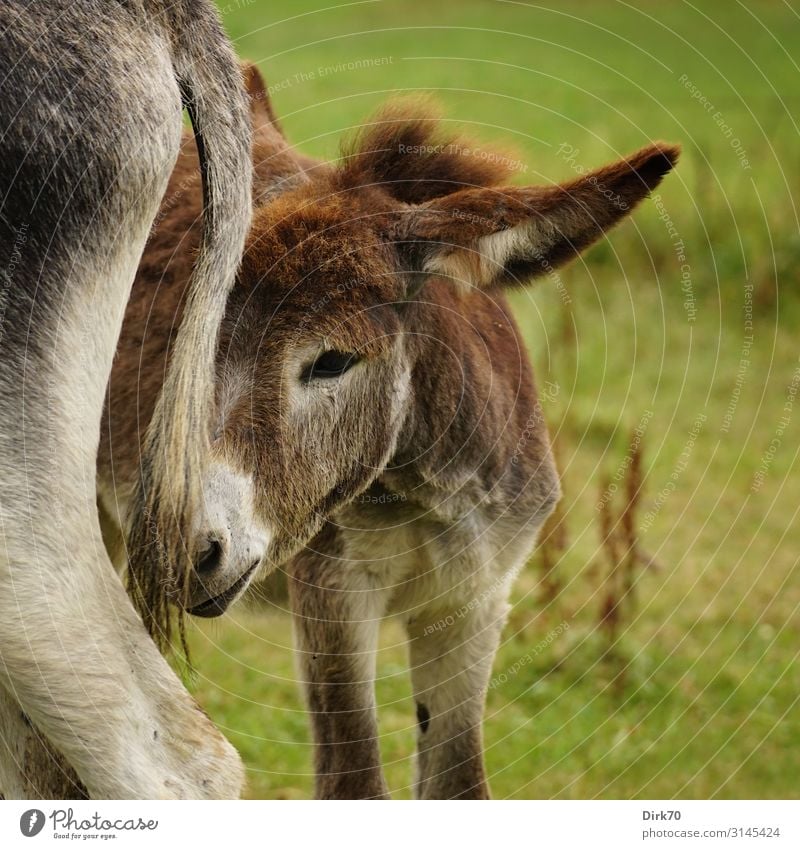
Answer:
top-left (0, 213), bottom-right (243, 800)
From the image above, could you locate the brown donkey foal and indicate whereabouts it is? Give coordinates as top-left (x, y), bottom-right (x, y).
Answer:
top-left (98, 66), bottom-right (678, 798)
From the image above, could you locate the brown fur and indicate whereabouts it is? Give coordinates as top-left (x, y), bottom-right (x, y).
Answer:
top-left (23, 732), bottom-right (88, 800)
top-left (99, 64), bottom-right (678, 798)
top-left (338, 98), bottom-right (516, 202)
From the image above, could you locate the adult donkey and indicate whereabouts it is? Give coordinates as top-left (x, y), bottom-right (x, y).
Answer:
top-left (0, 2), bottom-right (251, 798)
top-left (98, 65), bottom-right (678, 798)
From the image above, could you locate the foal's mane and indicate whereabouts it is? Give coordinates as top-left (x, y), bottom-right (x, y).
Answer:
top-left (336, 99), bottom-right (520, 203)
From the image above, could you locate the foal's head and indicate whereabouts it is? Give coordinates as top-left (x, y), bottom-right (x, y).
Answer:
top-left (186, 66), bottom-right (679, 616)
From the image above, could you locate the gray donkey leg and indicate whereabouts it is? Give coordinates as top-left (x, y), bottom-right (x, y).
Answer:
top-left (289, 549), bottom-right (391, 799)
top-left (0, 4), bottom-right (243, 798)
top-left (0, 224), bottom-right (242, 797)
top-left (406, 592), bottom-right (511, 799)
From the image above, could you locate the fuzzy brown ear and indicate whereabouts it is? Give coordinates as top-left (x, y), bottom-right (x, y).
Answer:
top-left (240, 60), bottom-right (283, 134)
top-left (240, 61), bottom-right (320, 202)
top-left (396, 142), bottom-right (680, 290)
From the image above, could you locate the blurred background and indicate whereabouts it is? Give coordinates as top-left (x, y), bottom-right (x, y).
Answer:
top-left (187, 0), bottom-right (799, 798)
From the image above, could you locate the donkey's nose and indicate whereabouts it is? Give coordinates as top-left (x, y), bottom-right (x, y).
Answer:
top-left (195, 537), bottom-right (225, 577)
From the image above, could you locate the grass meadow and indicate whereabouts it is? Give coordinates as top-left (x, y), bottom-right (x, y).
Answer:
top-left (186, 0), bottom-right (800, 798)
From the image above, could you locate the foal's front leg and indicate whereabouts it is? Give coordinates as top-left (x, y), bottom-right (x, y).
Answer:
top-left (407, 591), bottom-right (510, 799)
top-left (288, 550), bottom-right (390, 799)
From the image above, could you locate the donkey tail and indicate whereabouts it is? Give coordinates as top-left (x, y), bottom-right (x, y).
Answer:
top-left (126, 2), bottom-right (253, 652)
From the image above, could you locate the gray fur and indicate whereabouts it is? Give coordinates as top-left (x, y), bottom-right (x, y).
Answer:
top-left (13, 63), bottom-right (677, 800)
top-left (0, 0), bottom-right (250, 798)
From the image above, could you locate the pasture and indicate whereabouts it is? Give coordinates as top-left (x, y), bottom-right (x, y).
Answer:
top-left (186, 0), bottom-right (799, 798)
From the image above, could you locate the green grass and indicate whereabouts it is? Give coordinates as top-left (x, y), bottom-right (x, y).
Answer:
top-left (186, 0), bottom-right (799, 799)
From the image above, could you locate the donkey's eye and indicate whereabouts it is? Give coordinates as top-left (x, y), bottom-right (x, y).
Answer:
top-left (304, 350), bottom-right (359, 381)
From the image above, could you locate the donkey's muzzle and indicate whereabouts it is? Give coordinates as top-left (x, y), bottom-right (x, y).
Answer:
top-left (187, 559), bottom-right (259, 618)
top-left (185, 462), bottom-right (271, 617)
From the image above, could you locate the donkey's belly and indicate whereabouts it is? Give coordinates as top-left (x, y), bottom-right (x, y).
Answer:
top-left (324, 504), bottom-right (543, 621)
top-left (388, 512), bottom-right (542, 620)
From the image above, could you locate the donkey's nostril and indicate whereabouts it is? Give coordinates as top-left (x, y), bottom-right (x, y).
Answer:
top-left (196, 538), bottom-right (223, 576)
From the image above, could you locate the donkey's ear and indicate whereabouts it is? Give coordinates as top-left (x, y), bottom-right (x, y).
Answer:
top-left (240, 61), bottom-right (284, 135)
top-left (396, 143), bottom-right (679, 291)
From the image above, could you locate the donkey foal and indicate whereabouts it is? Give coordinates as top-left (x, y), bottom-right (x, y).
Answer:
top-left (98, 65), bottom-right (679, 798)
